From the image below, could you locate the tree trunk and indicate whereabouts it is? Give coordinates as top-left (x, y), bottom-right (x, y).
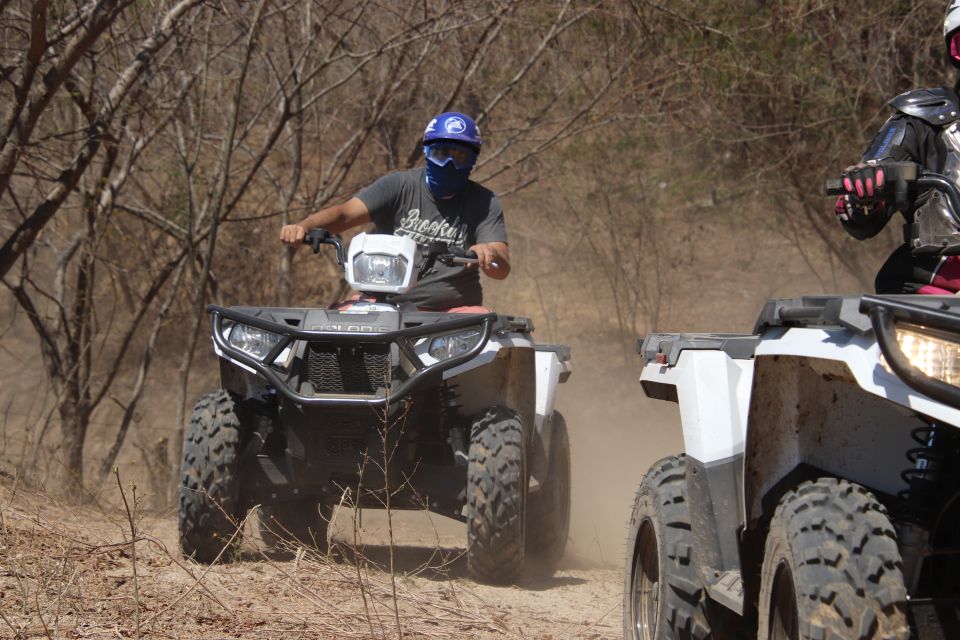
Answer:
top-left (58, 396), bottom-right (88, 498)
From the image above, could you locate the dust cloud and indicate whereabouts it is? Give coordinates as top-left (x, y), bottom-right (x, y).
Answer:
top-left (557, 365), bottom-right (682, 569)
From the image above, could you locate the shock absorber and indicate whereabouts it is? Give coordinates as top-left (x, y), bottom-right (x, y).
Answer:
top-left (901, 422), bottom-right (947, 522)
top-left (899, 422), bottom-right (960, 593)
top-left (440, 383), bottom-right (468, 465)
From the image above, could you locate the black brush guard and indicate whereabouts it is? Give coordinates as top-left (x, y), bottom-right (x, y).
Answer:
top-left (861, 295), bottom-right (960, 411)
top-left (209, 304), bottom-right (500, 407)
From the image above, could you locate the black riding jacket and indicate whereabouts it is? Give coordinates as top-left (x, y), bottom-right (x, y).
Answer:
top-left (840, 87), bottom-right (960, 293)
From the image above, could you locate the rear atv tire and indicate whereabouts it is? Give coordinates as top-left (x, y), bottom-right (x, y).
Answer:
top-left (466, 405), bottom-right (526, 584)
top-left (258, 499), bottom-right (330, 554)
top-left (179, 390), bottom-right (246, 563)
top-left (623, 455), bottom-right (710, 640)
top-left (526, 411), bottom-right (571, 570)
top-left (758, 478), bottom-right (909, 640)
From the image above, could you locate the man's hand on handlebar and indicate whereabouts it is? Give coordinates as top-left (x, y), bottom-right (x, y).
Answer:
top-left (280, 223), bottom-right (308, 246)
top-left (842, 162), bottom-right (887, 202)
top-left (469, 242), bottom-right (510, 280)
top-left (827, 161), bottom-right (919, 214)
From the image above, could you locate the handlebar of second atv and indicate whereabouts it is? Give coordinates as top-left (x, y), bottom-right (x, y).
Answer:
top-left (824, 161), bottom-right (919, 210)
top-left (824, 161), bottom-right (960, 220)
top-left (439, 249), bottom-right (479, 266)
top-left (295, 231), bottom-right (487, 271)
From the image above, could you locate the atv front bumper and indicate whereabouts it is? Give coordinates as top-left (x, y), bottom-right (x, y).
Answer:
top-left (209, 304), bottom-right (509, 407)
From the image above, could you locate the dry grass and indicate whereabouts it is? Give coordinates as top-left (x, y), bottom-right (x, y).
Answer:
top-left (0, 478), bottom-right (619, 639)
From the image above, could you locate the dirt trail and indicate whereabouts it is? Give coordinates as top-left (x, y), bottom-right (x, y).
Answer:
top-left (0, 481), bottom-right (622, 639)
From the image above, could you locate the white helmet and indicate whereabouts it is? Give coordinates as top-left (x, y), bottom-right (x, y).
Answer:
top-left (946, 1), bottom-right (960, 68)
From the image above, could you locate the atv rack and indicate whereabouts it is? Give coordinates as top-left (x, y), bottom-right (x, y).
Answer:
top-left (642, 294), bottom-right (960, 412)
top-left (209, 304), bottom-right (513, 407)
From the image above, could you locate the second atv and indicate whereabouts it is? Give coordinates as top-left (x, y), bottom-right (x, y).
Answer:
top-left (178, 229), bottom-right (571, 584)
top-left (624, 164), bottom-right (960, 639)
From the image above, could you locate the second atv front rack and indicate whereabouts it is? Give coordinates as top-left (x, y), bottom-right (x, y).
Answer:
top-left (208, 305), bottom-right (506, 407)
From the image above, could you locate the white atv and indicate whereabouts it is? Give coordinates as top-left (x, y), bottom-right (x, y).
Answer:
top-left (625, 164), bottom-right (960, 638)
top-left (179, 230), bottom-right (571, 584)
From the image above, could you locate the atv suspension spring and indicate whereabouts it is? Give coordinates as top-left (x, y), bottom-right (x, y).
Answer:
top-left (439, 383), bottom-right (462, 419)
top-left (900, 423), bottom-right (947, 521)
top-left (440, 384), bottom-right (468, 465)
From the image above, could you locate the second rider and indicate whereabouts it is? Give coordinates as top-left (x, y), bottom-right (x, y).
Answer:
top-left (837, 2), bottom-right (960, 294)
top-left (280, 112), bottom-right (510, 310)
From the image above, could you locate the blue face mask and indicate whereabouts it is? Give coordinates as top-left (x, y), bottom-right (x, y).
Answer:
top-left (424, 145), bottom-right (473, 198)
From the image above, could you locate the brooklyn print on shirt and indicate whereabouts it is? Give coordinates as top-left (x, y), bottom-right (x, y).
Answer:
top-left (396, 208), bottom-right (466, 246)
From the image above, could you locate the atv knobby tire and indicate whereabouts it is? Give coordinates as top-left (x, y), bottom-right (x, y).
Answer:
top-left (258, 499), bottom-right (330, 554)
top-left (179, 390), bottom-right (246, 563)
top-left (623, 455), bottom-right (710, 640)
top-left (759, 478), bottom-right (909, 640)
top-left (526, 410), bottom-right (570, 569)
top-left (466, 405), bottom-right (526, 584)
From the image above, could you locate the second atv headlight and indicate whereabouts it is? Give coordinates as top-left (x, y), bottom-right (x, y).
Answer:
top-left (352, 253), bottom-right (408, 288)
top-left (429, 329), bottom-right (482, 361)
top-left (887, 323), bottom-right (960, 385)
top-left (227, 323), bottom-right (283, 360)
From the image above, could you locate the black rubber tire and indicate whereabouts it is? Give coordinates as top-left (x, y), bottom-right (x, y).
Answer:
top-left (258, 499), bottom-right (330, 553)
top-left (466, 405), bottom-right (526, 584)
top-left (758, 478), bottom-right (909, 640)
top-left (623, 455), bottom-right (710, 640)
top-left (178, 390), bottom-right (246, 563)
top-left (526, 411), bottom-right (571, 569)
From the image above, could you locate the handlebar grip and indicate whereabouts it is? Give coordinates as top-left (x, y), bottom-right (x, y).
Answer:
top-left (303, 228), bottom-right (333, 254)
top-left (825, 179), bottom-right (845, 196)
top-left (437, 249), bottom-right (480, 266)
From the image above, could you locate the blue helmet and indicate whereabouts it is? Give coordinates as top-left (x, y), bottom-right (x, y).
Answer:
top-left (422, 112), bottom-right (482, 153)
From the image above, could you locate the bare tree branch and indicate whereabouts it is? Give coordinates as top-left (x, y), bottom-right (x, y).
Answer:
top-left (0, 0), bottom-right (205, 279)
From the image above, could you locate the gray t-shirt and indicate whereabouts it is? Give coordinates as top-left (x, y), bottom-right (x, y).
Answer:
top-left (356, 168), bottom-right (507, 309)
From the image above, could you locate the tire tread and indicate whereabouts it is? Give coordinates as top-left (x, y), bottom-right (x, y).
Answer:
top-left (178, 389), bottom-right (245, 563)
top-left (759, 478), bottom-right (910, 640)
top-left (467, 406), bottom-right (525, 584)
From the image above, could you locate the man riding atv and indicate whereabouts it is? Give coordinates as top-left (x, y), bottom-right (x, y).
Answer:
top-left (835, 2), bottom-right (960, 295)
top-left (182, 114), bottom-right (572, 586)
top-left (280, 111), bottom-right (509, 310)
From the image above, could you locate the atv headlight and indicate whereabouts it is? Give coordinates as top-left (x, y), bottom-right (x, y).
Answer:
top-left (352, 254), bottom-right (408, 288)
top-left (428, 329), bottom-right (482, 361)
top-left (227, 323), bottom-right (283, 360)
top-left (885, 323), bottom-right (960, 385)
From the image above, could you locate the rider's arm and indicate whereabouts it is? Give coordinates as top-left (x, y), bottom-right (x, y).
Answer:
top-left (837, 115), bottom-right (933, 240)
top-left (470, 241), bottom-right (510, 279)
top-left (279, 197), bottom-right (370, 245)
top-left (471, 191), bottom-right (509, 279)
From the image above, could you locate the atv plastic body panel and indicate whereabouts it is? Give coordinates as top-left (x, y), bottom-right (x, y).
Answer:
top-left (638, 294), bottom-right (960, 618)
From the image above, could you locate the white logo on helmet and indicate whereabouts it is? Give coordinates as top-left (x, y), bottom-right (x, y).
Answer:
top-left (424, 118), bottom-right (438, 134)
top-left (444, 117), bottom-right (467, 134)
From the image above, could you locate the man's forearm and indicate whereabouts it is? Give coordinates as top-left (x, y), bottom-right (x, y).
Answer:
top-left (280, 197), bottom-right (370, 245)
top-left (295, 205), bottom-right (354, 234)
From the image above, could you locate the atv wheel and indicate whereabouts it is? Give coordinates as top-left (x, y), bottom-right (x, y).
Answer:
top-left (258, 499), bottom-right (330, 553)
top-left (179, 390), bottom-right (247, 563)
top-left (758, 478), bottom-right (909, 640)
top-left (466, 405), bottom-right (526, 584)
top-left (623, 455), bottom-right (710, 640)
top-left (526, 411), bottom-right (570, 569)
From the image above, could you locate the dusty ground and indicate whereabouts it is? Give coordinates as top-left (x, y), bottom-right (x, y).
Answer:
top-left (0, 479), bottom-right (623, 639)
